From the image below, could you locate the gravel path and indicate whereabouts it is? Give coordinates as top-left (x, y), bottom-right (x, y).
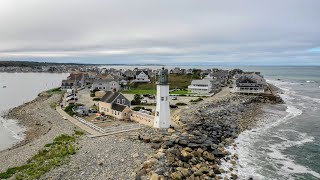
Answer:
top-left (42, 133), bottom-right (153, 180)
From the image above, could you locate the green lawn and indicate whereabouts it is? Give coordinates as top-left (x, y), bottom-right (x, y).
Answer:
top-left (124, 74), bottom-right (198, 95)
top-left (122, 89), bottom-right (156, 95)
top-left (46, 87), bottom-right (65, 95)
top-left (169, 90), bottom-right (189, 95)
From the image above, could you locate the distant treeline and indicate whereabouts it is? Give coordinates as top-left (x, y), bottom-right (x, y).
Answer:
top-left (0, 61), bottom-right (93, 67)
top-left (0, 61), bottom-right (164, 67)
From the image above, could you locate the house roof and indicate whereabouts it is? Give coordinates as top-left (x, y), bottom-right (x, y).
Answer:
top-left (191, 79), bottom-right (214, 85)
top-left (93, 79), bottom-right (117, 84)
top-left (68, 73), bottom-right (84, 80)
top-left (237, 73), bottom-right (267, 85)
top-left (112, 104), bottom-right (127, 112)
top-left (136, 71), bottom-right (148, 76)
top-left (101, 91), bottom-right (120, 103)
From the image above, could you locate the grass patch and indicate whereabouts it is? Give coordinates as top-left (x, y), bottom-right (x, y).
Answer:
top-left (122, 89), bottom-right (156, 95)
top-left (46, 87), bottom-right (64, 95)
top-left (125, 74), bottom-right (199, 95)
top-left (0, 131), bottom-right (83, 179)
top-left (170, 89), bottom-right (189, 95)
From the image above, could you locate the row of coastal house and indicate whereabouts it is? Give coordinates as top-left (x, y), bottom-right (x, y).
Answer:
top-left (61, 70), bottom-right (152, 91)
top-left (187, 70), bottom-right (229, 95)
top-left (186, 70), bottom-right (269, 95)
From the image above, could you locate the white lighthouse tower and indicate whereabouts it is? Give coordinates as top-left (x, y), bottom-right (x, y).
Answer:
top-left (154, 67), bottom-right (171, 128)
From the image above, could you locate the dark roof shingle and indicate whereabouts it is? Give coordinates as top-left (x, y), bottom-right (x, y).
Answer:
top-left (101, 91), bottom-right (120, 103)
top-left (112, 104), bottom-right (127, 112)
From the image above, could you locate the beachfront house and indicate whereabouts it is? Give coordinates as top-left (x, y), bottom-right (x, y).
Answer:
top-left (92, 79), bottom-right (120, 92)
top-left (98, 91), bottom-right (131, 120)
top-left (188, 79), bottom-right (220, 95)
top-left (134, 71), bottom-right (150, 83)
top-left (232, 73), bottom-right (267, 94)
top-left (61, 72), bottom-right (88, 90)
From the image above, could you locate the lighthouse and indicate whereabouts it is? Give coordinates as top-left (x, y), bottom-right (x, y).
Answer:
top-left (154, 67), bottom-right (171, 128)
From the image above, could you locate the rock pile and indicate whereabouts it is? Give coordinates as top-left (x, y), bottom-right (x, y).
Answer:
top-left (133, 95), bottom-right (271, 180)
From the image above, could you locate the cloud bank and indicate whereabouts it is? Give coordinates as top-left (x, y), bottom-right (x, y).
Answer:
top-left (0, 0), bottom-right (319, 65)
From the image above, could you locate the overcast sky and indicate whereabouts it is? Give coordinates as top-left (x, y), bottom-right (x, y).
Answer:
top-left (0, 0), bottom-right (319, 65)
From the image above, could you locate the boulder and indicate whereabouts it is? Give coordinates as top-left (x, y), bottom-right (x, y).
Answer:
top-left (181, 150), bottom-right (193, 159)
top-left (171, 171), bottom-right (183, 180)
top-left (168, 128), bottom-right (175, 133)
top-left (142, 158), bottom-right (158, 169)
top-left (187, 143), bottom-right (200, 148)
top-left (179, 139), bottom-right (189, 146)
top-left (150, 172), bottom-right (160, 180)
top-left (151, 136), bottom-right (162, 143)
top-left (143, 135), bottom-right (151, 143)
top-left (203, 151), bottom-right (215, 161)
top-left (212, 149), bottom-right (225, 158)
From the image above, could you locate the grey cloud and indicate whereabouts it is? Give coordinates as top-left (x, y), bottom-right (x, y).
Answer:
top-left (0, 0), bottom-right (319, 64)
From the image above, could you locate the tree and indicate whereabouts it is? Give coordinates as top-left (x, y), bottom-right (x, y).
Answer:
top-left (131, 94), bottom-right (143, 105)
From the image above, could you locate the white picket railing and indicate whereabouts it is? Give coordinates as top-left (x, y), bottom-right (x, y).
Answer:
top-left (73, 115), bottom-right (106, 133)
top-left (73, 115), bottom-right (143, 134)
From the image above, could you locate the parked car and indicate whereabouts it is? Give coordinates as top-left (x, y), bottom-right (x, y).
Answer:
top-left (141, 99), bottom-right (147, 104)
top-left (171, 96), bottom-right (177, 100)
top-left (66, 95), bottom-right (77, 101)
top-left (67, 97), bottom-right (78, 102)
top-left (89, 108), bottom-right (97, 113)
top-left (67, 93), bottom-right (77, 97)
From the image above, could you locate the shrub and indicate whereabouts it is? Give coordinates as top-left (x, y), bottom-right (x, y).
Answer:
top-left (176, 102), bottom-right (187, 106)
top-left (190, 97), bottom-right (203, 103)
top-left (132, 106), bottom-right (152, 112)
top-left (92, 98), bottom-right (101, 101)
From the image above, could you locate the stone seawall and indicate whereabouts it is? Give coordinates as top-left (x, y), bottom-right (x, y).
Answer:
top-left (133, 93), bottom-right (277, 179)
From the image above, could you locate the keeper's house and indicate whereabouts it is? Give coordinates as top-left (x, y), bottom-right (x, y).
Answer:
top-left (98, 91), bottom-right (131, 120)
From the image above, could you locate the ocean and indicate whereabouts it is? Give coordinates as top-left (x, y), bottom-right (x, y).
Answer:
top-left (0, 66), bottom-right (319, 179)
top-left (0, 73), bottom-right (68, 151)
top-left (230, 66), bottom-right (320, 180)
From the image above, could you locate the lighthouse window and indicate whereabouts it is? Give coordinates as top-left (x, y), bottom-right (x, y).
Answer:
top-left (161, 97), bottom-right (164, 101)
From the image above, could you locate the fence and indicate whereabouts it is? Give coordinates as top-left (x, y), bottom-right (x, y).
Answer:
top-left (73, 115), bottom-right (143, 134)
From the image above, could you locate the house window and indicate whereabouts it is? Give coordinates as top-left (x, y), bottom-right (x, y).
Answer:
top-left (117, 99), bottom-right (120, 104)
top-left (122, 99), bottom-right (125, 104)
top-left (161, 97), bottom-right (164, 101)
top-left (156, 111), bottom-right (159, 116)
top-left (166, 97), bottom-right (168, 101)
top-left (118, 112), bottom-right (120, 115)
top-left (124, 113), bottom-right (126, 116)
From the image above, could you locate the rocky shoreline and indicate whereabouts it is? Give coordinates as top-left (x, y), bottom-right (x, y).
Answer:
top-left (2, 94), bottom-right (55, 150)
top-left (0, 87), bottom-right (281, 179)
top-left (0, 93), bottom-right (154, 179)
top-left (132, 94), bottom-right (280, 180)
